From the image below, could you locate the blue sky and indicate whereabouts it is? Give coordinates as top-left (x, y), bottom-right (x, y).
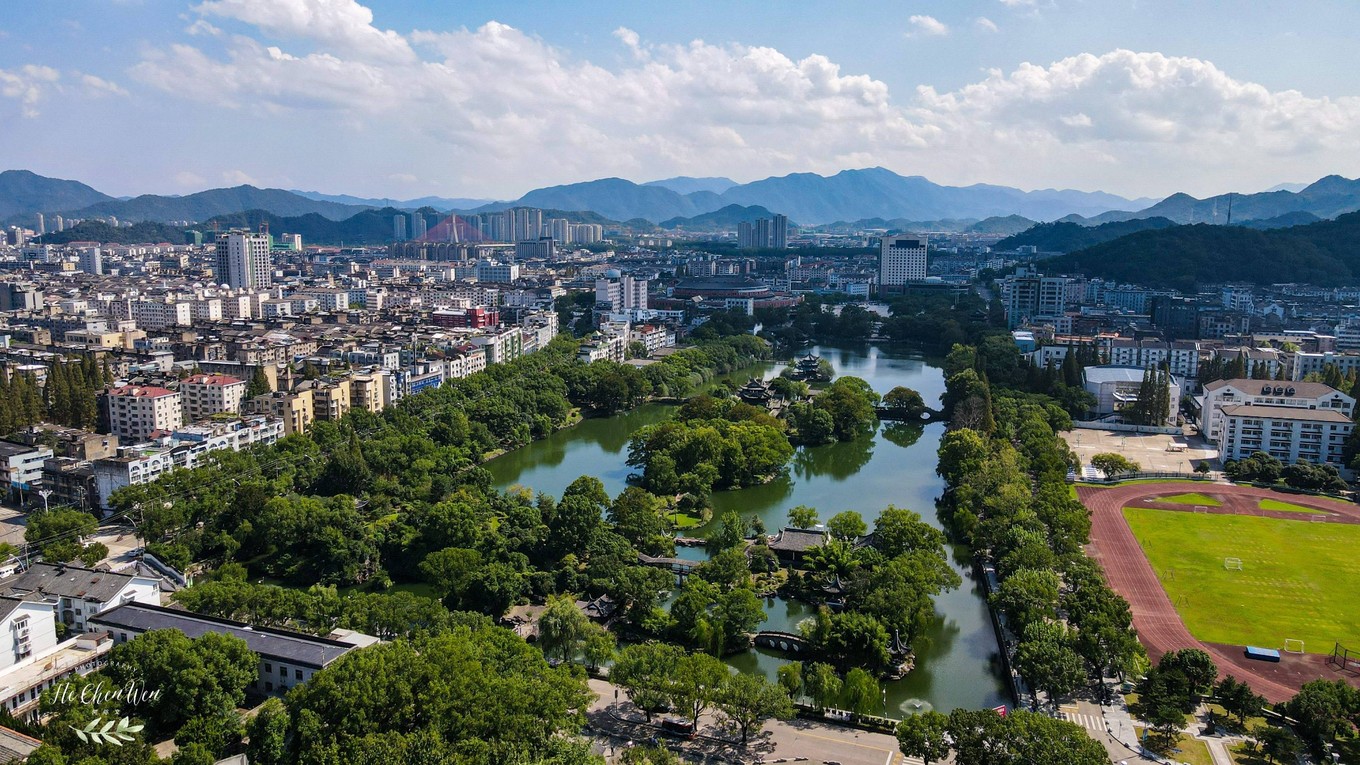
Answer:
top-left (2, 0), bottom-right (1357, 201)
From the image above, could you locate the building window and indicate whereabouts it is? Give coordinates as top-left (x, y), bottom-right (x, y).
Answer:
top-left (264, 662), bottom-right (272, 672)
top-left (294, 669), bottom-right (302, 680)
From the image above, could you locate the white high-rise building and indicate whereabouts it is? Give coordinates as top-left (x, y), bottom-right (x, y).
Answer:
top-left (393, 214), bottom-right (407, 242)
top-left (34, 213), bottom-right (44, 236)
top-left (77, 246), bottom-right (103, 275)
top-left (411, 213), bottom-right (427, 240)
top-left (879, 237), bottom-right (927, 286)
top-left (550, 218), bottom-right (571, 243)
top-left (512, 208), bottom-right (543, 241)
top-left (215, 231), bottom-right (273, 289)
top-left (595, 276), bottom-right (648, 311)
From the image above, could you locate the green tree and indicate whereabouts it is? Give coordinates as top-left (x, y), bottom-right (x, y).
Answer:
top-left (245, 365), bottom-right (272, 398)
top-left (582, 624), bottom-right (616, 671)
top-left (714, 672), bottom-right (793, 744)
top-left (787, 505), bottom-right (819, 529)
top-left (1254, 724), bottom-right (1302, 764)
top-left (776, 662), bottom-right (803, 699)
top-left (103, 629), bottom-right (258, 740)
top-left (612, 643), bottom-right (683, 722)
top-left (803, 661), bottom-right (842, 710)
top-left (826, 510), bottom-right (867, 542)
top-left (670, 652), bottom-right (729, 727)
top-left (883, 386), bottom-right (928, 419)
top-left (839, 668), bottom-right (882, 715)
top-left (24, 508), bottom-right (98, 558)
top-left (896, 710), bottom-right (951, 765)
top-left (1089, 452), bottom-right (1140, 478)
top-left (246, 698), bottom-right (290, 765)
top-left (991, 567), bottom-right (1062, 632)
top-left (1214, 675), bottom-right (1266, 726)
top-left (286, 627), bottom-right (593, 762)
top-left (1281, 679), bottom-right (1358, 749)
top-left (538, 594), bottom-right (593, 664)
top-left (1014, 620), bottom-right (1087, 704)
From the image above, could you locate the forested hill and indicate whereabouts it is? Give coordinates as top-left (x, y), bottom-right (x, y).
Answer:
top-left (1040, 212), bottom-right (1360, 291)
top-left (996, 217), bottom-right (1177, 253)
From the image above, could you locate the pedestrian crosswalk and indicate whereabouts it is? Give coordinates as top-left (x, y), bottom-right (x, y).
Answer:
top-left (1059, 710), bottom-right (1106, 733)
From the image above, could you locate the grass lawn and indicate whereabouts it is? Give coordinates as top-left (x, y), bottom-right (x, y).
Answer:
top-left (1123, 507), bottom-right (1360, 651)
top-left (669, 513), bottom-right (703, 529)
top-left (1160, 492), bottom-right (1222, 506)
top-left (1229, 741), bottom-right (1271, 765)
top-left (1258, 497), bottom-right (1335, 514)
top-left (1135, 728), bottom-right (1215, 765)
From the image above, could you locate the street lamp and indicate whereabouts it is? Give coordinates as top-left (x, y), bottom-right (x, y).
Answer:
top-left (38, 489), bottom-right (52, 514)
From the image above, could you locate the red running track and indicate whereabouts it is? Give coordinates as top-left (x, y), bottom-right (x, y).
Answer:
top-left (1080, 482), bottom-right (1360, 703)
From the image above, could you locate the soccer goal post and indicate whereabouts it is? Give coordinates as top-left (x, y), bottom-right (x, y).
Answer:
top-left (1224, 557), bottom-right (1243, 570)
top-left (1284, 639), bottom-right (1305, 654)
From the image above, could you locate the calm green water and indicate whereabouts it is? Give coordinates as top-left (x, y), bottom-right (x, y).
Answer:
top-left (484, 344), bottom-right (1009, 713)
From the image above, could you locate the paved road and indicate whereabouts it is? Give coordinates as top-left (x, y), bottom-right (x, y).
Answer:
top-left (587, 678), bottom-right (911, 765)
top-left (0, 505), bottom-right (27, 548)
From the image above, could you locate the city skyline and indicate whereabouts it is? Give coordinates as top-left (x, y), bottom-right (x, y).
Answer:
top-left (1, 0), bottom-right (1358, 201)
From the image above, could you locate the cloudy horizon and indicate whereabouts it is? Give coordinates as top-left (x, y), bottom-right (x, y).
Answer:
top-left (2, 0), bottom-right (1357, 202)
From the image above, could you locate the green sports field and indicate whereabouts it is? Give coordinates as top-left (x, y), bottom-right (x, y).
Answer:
top-left (1123, 507), bottom-right (1360, 652)
top-left (1159, 492), bottom-right (1222, 506)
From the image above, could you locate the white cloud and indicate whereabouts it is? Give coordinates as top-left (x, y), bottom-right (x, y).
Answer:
top-left (999, 0), bottom-right (1039, 7)
top-left (195, 0), bottom-right (414, 62)
top-left (78, 73), bottom-right (128, 96)
top-left (175, 170), bottom-right (206, 187)
top-left (222, 169), bottom-right (258, 185)
top-left (975, 17), bottom-right (1000, 32)
top-left (0, 65), bottom-right (61, 117)
top-left (613, 26), bottom-right (642, 57)
top-left (125, 7), bottom-right (1360, 198)
top-left (185, 19), bottom-right (222, 36)
top-left (388, 172), bottom-right (417, 184)
top-left (908, 15), bottom-right (949, 37)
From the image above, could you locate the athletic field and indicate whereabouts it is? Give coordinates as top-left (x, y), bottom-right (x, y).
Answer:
top-left (1123, 507), bottom-right (1360, 652)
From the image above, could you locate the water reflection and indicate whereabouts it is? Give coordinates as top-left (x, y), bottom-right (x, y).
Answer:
top-left (486, 344), bottom-right (1007, 712)
top-left (880, 422), bottom-right (925, 449)
top-left (790, 436), bottom-right (875, 482)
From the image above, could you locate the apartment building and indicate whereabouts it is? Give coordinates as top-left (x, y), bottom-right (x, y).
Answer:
top-left (248, 389), bottom-right (314, 435)
top-left (180, 373), bottom-right (247, 420)
top-left (102, 385), bottom-right (183, 443)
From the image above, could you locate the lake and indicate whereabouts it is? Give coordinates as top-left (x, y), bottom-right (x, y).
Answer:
top-left (484, 343), bottom-right (1009, 714)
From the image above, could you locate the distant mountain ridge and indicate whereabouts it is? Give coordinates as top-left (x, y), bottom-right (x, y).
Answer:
top-left (8, 168), bottom-right (1360, 233)
top-left (0, 170), bottom-right (114, 220)
top-left (1061, 175), bottom-right (1360, 227)
top-left (644, 176), bottom-right (738, 195)
top-left (289, 189), bottom-right (497, 211)
top-left (659, 204), bottom-right (777, 229)
top-left (63, 186), bottom-right (374, 223)
top-left (482, 167), bottom-right (1152, 225)
top-left (996, 217), bottom-right (1179, 253)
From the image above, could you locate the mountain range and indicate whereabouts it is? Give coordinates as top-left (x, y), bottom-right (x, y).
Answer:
top-left (288, 189), bottom-right (496, 210)
top-left (9, 168), bottom-right (1360, 233)
top-left (473, 167), bottom-right (1155, 225)
top-left (1059, 175), bottom-right (1360, 227)
top-left (0, 170), bottom-right (114, 220)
